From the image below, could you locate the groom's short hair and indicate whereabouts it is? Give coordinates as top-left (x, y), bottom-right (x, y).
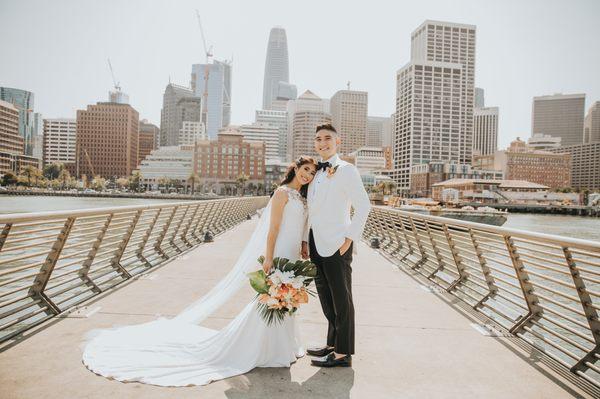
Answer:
top-left (315, 123), bottom-right (338, 135)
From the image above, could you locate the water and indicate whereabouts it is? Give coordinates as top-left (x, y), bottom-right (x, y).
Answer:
top-left (503, 213), bottom-right (600, 242)
top-left (0, 195), bottom-right (188, 214)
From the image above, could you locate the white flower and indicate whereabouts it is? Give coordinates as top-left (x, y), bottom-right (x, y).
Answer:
top-left (266, 297), bottom-right (279, 306)
top-left (291, 276), bottom-right (306, 289)
top-left (270, 269), bottom-right (295, 286)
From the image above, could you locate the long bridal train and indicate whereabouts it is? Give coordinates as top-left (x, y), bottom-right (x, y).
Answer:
top-left (82, 186), bottom-right (308, 387)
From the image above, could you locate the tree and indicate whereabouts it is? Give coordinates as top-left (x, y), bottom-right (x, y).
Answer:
top-left (20, 165), bottom-right (42, 187)
top-left (1, 172), bottom-right (18, 187)
top-left (116, 177), bottom-right (129, 190)
top-left (91, 176), bottom-right (106, 191)
top-left (129, 170), bottom-right (141, 192)
top-left (187, 172), bottom-right (200, 194)
top-left (256, 182), bottom-right (264, 196)
top-left (247, 182), bottom-right (256, 196)
top-left (236, 174), bottom-right (249, 195)
top-left (58, 169), bottom-right (72, 189)
top-left (43, 163), bottom-right (64, 180)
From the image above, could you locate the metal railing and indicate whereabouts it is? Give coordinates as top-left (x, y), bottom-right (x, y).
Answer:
top-left (0, 196), bottom-right (268, 344)
top-left (364, 206), bottom-right (600, 387)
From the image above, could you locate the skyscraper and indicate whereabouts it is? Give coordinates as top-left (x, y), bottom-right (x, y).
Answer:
top-left (262, 27), bottom-right (290, 110)
top-left (191, 60), bottom-right (232, 139)
top-left (287, 90), bottom-right (330, 160)
top-left (366, 116), bottom-right (392, 148)
top-left (532, 93), bottom-right (585, 147)
top-left (43, 118), bottom-right (77, 167)
top-left (256, 109), bottom-right (288, 162)
top-left (473, 107), bottom-right (499, 156)
top-left (584, 101), bottom-right (600, 144)
top-left (138, 120), bottom-right (159, 166)
top-left (393, 20), bottom-right (476, 190)
top-left (239, 123), bottom-right (280, 161)
top-left (330, 90), bottom-right (368, 155)
top-left (76, 102), bottom-right (139, 178)
top-left (160, 83), bottom-right (194, 147)
top-left (475, 87), bottom-right (485, 108)
top-left (0, 87), bottom-right (36, 156)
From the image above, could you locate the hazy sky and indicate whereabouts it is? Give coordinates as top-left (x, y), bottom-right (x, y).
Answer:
top-left (1, 0), bottom-right (599, 149)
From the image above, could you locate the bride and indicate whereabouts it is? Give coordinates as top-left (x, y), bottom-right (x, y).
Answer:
top-left (82, 156), bottom-right (318, 387)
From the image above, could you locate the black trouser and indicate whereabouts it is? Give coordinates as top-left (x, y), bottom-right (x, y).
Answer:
top-left (309, 229), bottom-right (355, 355)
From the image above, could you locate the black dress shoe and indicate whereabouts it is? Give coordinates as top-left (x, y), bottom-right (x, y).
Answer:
top-left (306, 346), bottom-right (335, 357)
top-left (311, 352), bottom-right (352, 368)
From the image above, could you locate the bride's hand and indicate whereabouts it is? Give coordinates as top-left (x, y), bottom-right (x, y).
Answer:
top-left (262, 258), bottom-right (273, 274)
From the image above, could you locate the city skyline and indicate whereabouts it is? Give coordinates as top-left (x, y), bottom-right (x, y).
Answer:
top-left (1, 0), bottom-right (599, 150)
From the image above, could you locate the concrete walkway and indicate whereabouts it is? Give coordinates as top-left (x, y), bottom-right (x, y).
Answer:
top-left (0, 218), bottom-right (594, 398)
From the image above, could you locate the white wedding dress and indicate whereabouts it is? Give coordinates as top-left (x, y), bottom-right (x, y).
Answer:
top-left (82, 186), bottom-right (307, 387)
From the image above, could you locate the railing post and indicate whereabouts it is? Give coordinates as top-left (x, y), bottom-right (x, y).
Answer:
top-left (503, 235), bottom-right (543, 333)
top-left (168, 205), bottom-right (190, 252)
top-left (385, 210), bottom-right (403, 255)
top-left (396, 213), bottom-right (415, 261)
top-left (424, 221), bottom-right (445, 278)
top-left (29, 217), bottom-right (76, 314)
top-left (469, 228), bottom-right (498, 309)
top-left (78, 214), bottom-right (113, 293)
top-left (109, 210), bottom-right (143, 279)
top-left (0, 223), bottom-right (12, 252)
top-left (563, 246), bottom-right (600, 374)
top-left (154, 206), bottom-right (178, 258)
top-left (180, 204), bottom-right (200, 247)
top-left (443, 224), bottom-right (469, 292)
top-left (408, 216), bottom-right (427, 269)
top-left (136, 208), bottom-right (162, 266)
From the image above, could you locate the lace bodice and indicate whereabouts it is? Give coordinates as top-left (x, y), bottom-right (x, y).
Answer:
top-left (272, 185), bottom-right (307, 261)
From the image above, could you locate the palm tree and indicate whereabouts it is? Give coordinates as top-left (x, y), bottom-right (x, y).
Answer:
top-left (236, 173), bottom-right (249, 196)
top-left (129, 170), bottom-right (141, 192)
top-left (21, 165), bottom-right (40, 187)
top-left (187, 172), bottom-right (200, 195)
top-left (58, 169), bottom-right (72, 190)
top-left (247, 182), bottom-right (256, 196)
top-left (256, 182), bottom-right (264, 195)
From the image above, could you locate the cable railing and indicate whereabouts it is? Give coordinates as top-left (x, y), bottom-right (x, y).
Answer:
top-left (0, 196), bottom-right (268, 344)
top-left (364, 206), bottom-right (600, 388)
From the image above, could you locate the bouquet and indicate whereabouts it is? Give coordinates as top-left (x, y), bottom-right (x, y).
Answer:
top-left (247, 256), bottom-right (317, 325)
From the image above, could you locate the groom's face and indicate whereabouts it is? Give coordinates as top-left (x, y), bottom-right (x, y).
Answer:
top-left (314, 129), bottom-right (340, 160)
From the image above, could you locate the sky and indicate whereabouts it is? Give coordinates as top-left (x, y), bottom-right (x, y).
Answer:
top-left (1, 0), bottom-right (599, 149)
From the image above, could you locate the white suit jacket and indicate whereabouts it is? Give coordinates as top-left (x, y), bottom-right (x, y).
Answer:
top-left (303, 154), bottom-right (371, 257)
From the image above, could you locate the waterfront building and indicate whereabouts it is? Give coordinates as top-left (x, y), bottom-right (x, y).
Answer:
top-left (348, 146), bottom-right (387, 174)
top-left (0, 87), bottom-right (36, 156)
top-left (367, 116), bottom-right (392, 148)
top-left (191, 60), bottom-right (232, 139)
top-left (549, 142), bottom-right (600, 190)
top-left (393, 20), bottom-right (476, 190)
top-left (473, 107), bottom-right (498, 156)
top-left (264, 159), bottom-right (290, 193)
top-left (255, 109), bottom-right (288, 162)
top-left (431, 178), bottom-right (579, 204)
top-left (138, 121), bottom-right (158, 166)
top-left (159, 83), bottom-right (194, 147)
top-left (584, 101), bottom-right (600, 144)
top-left (0, 100), bottom-right (39, 174)
top-left (532, 93), bottom-right (585, 147)
top-left (410, 161), bottom-right (502, 197)
top-left (194, 127), bottom-right (265, 194)
top-left (239, 123), bottom-right (280, 161)
top-left (42, 118), bottom-right (77, 168)
top-left (75, 102), bottom-right (139, 179)
top-left (138, 146), bottom-right (193, 189)
top-left (330, 90), bottom-right (368, 154)
top-left (262, 27), bottom-right (291, 110)
top-left (490, 138), bottom-right (571, 189)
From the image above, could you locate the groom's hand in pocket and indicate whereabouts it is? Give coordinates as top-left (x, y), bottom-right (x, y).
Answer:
top-left (339, 238), bottom-right (352, 256)
top-left (301, 241), bottom-right (309, 259)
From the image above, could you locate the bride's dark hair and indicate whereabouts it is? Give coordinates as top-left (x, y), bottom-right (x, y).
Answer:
top-left (279, 156), bottom-right (317, 198)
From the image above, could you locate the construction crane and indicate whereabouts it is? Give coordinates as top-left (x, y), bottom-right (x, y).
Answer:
top-left (83, 148), bottom-right (95, 177)
top-left (195, 10), bottom-right (212, 130)
top-left (107, 58), bottom-right (121, 92)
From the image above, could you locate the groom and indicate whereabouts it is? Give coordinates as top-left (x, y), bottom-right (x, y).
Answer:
top-left (301, 123), bottom-right (371, 367)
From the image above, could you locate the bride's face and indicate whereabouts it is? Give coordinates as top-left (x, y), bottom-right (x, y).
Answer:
top-left (295, 163), bottom-right (317, 186)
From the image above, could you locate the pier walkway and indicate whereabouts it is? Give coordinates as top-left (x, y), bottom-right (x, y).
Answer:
top-left (0, 217), bottom-right (594, 398)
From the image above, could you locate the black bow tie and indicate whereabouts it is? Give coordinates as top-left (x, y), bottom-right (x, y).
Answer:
top-left (317, 161), bottom-right (331, 171)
